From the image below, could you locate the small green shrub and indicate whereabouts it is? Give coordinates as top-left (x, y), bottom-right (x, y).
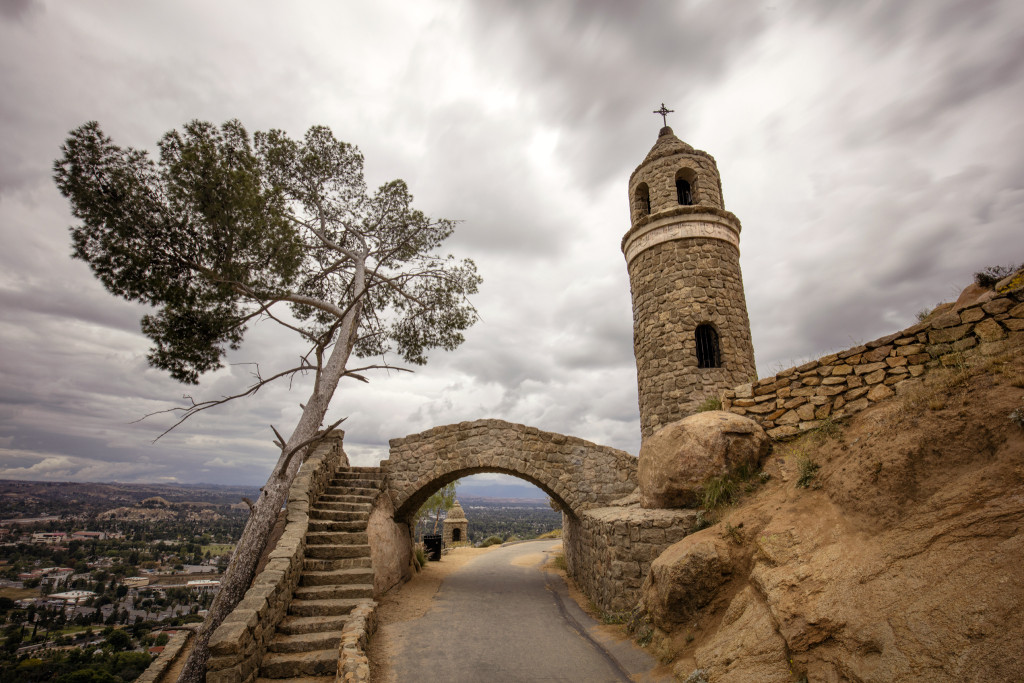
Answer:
top-left (601, 611), bottom-right (629, 625)
top-left (723, 522), bottom-right (744, 545)
top-left (536, 528), bottom-right (563, 539)
top-left (795, 454), bottom-right (820, 489)
top-left (481, 535), bottom-right (504, 547)
top-left (697, 397), bottom-right (722, 412)
top-left (552, 553), bottom-right (567, 572)
top-left (974, 263), bottom-right (1022, 288)
top-left (915, 307), bottom-right (932, 322)
top-left (414, 545), bottom-right (428, 568)
top-left (701, 475), bottom-right (737, 510)
top-left (1010, 407), bottom-right (1024, 429)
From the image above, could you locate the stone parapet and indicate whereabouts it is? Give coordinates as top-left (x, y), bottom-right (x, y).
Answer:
top-left (205, 435), bottom-right (347, 683)
top-left (565, 505), bottom-right (696, 613)
top-left (723, 288), bottom-right (1024, 439)
top-left (337, 600), bottom-right (377, 682)
top-left (135, 625), bottom-right (197, 683)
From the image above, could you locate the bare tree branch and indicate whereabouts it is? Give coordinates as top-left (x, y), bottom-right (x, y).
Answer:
top-left (274, 416), bottom-right (347, 478)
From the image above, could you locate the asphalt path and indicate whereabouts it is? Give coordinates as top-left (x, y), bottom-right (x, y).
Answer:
top-left (389, 539), bottom-right (665, 683)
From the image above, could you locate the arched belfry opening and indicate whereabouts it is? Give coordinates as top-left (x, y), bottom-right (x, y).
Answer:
top-left (675, 168), bottom-right (697, 206)
top-left (635, 182), bottom-right (651, 216)
top-left (695, 323), bottom-right (721, 369)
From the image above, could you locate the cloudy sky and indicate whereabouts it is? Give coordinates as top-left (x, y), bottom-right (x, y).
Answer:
top-left (1, 0), bottom-right (1022, 491)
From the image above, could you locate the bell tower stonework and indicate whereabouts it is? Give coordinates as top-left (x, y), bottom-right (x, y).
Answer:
top-left (623, 125), bottom-right (756, 439)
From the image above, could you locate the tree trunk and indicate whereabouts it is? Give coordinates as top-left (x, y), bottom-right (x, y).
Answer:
top-left (176, 283), bottom-right (365, 683)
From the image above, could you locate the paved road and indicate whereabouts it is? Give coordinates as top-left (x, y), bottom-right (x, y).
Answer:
top-left (389, 540), bottom-right (663, 683)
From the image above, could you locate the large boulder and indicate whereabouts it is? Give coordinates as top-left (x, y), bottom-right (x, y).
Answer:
top-left (638, 411), bottom-right (769, 509)
top-left (643, 532), bottom-right (735, 631)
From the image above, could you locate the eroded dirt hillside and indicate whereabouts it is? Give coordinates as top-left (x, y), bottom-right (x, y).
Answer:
top-left (641, 339), bottom-right (1024, 682)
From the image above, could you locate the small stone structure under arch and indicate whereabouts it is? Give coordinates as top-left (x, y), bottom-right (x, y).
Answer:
top-left (443, 500), bottom-right (468, 547)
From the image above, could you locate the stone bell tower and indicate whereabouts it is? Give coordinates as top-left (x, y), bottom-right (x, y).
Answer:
top-left (623, 112), bottom-right (756, 440)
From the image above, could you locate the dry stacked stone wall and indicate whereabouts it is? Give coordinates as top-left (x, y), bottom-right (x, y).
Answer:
top-left (628, 236), bottom-right (756, 438)
top-left (565, 505), bottom-right (697, 613)
top-left (383, 419), bottom-right (637, 520)
top-left (723, 288), bottom-right (1024, 439)
top-left (206, 434), bottom-right (347, 683)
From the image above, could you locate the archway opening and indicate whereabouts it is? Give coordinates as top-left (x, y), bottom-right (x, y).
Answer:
top-left (634, 182), bottom-right (651, 216)
top-left (406, 472), bottom-right (567, 548)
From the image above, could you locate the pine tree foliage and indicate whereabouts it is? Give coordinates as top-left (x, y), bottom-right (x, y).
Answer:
top-left (53, 119), bottom-right (481, 682)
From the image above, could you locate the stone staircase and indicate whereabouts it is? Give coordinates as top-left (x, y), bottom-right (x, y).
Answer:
top-left (256, 466), bottom-right (382, 682)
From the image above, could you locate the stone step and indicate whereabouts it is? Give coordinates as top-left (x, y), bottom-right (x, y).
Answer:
top-left (300, 567), bottom-right (374, 587)
top-left (308, 519), bottom-right (366, 532)
top-left (323, 480), bottom-right (379, 490)
top-left (306, 531), bottom-right (368, 545)
top-left (303, 557), bottom-right (372, 572)
top-left (255, 677), bottom-right (333, 683)
top-left (340, 466), bottom-right (381, 474)
top-left (310, 509), bottom-right (369, 522)
top-left (278, 614), bottom-right (351, 636)
top-left (259, 649), bottom-right (337, 678)
top-left (268, 630), bottom-right (342, 654)
top-left (288, 598), bottom-right (362, 618)
top-left (293, 583), bottom-right (373, 601)
top-left (305, 543), bottom-right (371, 559)
top-left (312, 501), bottom-right (371, 512)
top-left (320, 487), bottom-right (379, 498)
top-left (316, 494), bottom-right (375, 504)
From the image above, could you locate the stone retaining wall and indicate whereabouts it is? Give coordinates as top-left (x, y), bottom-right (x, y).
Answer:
top-left (206, 433), bottom-right (347, 683)
top-left (565, 504), bottom-right (696, 613)
top-left (337, 601), bottom-right (377, 682)
top-left (384, 419), bottom-right (637, 520)
top-left (723, 288), bottom-right (1024, 439)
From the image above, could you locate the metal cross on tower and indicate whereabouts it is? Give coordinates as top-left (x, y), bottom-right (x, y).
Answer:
top-left (653, 103), bottom-right (674, 127)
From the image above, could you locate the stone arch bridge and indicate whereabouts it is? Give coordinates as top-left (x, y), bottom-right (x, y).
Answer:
top-left (383, 418), bottom-right (638, 521)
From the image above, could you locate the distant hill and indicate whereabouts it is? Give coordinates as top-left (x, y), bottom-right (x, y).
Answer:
top-left (0, 479), bottom-right (260, 518)
top-left (453, 482), bottom-right (548, 501)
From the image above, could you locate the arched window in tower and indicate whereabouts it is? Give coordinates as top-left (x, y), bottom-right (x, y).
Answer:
top-left (695, 324), bottom-right (721, 369)
top-left (675, 168), bottom-right (697, 205)
top-left (635, 182), bottom-right (651, 216)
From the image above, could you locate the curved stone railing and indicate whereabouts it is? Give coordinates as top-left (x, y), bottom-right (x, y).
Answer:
top-left (384, 419), bottom-right (638, 520)
top-left (206, 433), bottom-right (347, 683)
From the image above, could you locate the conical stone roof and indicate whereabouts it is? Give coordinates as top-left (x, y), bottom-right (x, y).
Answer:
top-left (639, 126), bottom-right (694, 166)
top-left (445, 500), bottom-right (467, 522)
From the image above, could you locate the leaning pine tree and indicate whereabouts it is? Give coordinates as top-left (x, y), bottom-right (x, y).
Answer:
top-left (53, 120), bottom-right (481, 682)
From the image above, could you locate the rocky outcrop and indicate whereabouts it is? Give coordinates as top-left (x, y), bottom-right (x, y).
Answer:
top-left (638, 411), bottom-right (769, 509)
top-left (641, 334), bottom-right (1024, 682)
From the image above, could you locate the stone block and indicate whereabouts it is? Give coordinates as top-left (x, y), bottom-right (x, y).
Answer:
top-left (796, 403), bottom-right (816, 421)
top-left (867, 384), bottom-right (895, 402)
top-left (1005, 318), bottom-right (1024, 331)
top-left (855, 362), bottom-right (887, 375)
top-left (959, 307), bottom-right (985, 323)
top-left (767, 425), bottom-right (799, 439)
top-left (862, 345), bottom-right (893, 362)
top-left (930, 311), bottom-right (963, 329)
top-left (929, 324), bottom-right (972, 344)
top-left (982, 297), bottom-right (1013, 315)
top-left (864, 369), bottom-right (886, 385)
top-left (885, 356), bottom-right (908, 367)
top-left (815, 385), bottom-right (845, 396)
top-left (1010, 302), bottom-right (1024, 318)
top-left (838, 345), bottom-right (867, 359)
top-left (974, 319), bottom-right (1006, 342)
top-left (896, 343), bottom-right (925, 356)
top-left (845, 397), bottom-right (870, 413)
